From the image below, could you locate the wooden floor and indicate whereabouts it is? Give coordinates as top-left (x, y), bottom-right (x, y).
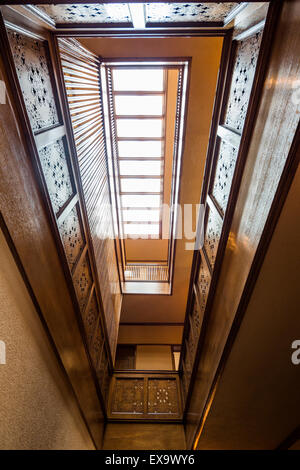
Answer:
top-left (103, 423), bottom-right (186, 450)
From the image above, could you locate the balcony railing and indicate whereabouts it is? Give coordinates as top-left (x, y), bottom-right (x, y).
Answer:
top-left (108, 371), bottom-right (182, 421)
top-left (124, 264), bottom-right (169, 282)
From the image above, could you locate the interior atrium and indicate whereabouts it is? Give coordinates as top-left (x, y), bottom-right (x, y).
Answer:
top-left (0, 0), bottom-right (299, 451)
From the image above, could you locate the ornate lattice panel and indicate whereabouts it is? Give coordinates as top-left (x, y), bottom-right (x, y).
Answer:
top-left (58, 204), bottom-right (84, 271)
top-left (37, 4), bottom-right (131, 23)
top-left (197, 255), bottom-right (211, 316)
top-left (73, 253), bottom-right (93, 312)
top-left (109, 374), bottom-right (182, 420)
top-left (111, 379), bottom-right (144, 414)
top-left (211, 140), bottom-right (239, 215)
top-left (148, 379), bottom-right (179, 415)
top-left (182, 353), bottom-right (192, 399)
top-left (7, 30), bottom-right (59, 132)
top-left (204, 207), bottom-right (223, 269)
top-left (191, 294), bottom-right (202, 337)
top-left (184, 339), bottom-right (193, 376)
top-left (146, 3), bottom-right (238, 23)
top-left (38, 138), bottom-right (73, 214)
top-left (82, 291), bottom-right (99, 347)
top-left (7, 25), bottom-right (112, 415)
top-left (224, 31), bottom-right (263, 133)
top-left (187, 320), bottom-right (197, 366)
top-left (181, 366), bottom-right (189, 399)
top-left (96, 344), bottom-right (110, 404)
top-left (180, 16), bottom-right (266, 412)
top-left (90, 323), bottom-right (104, 368)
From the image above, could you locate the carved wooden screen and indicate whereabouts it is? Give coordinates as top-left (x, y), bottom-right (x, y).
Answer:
top-left (56, 38), bottom-right (122, 360)
top-left (180, 7), bottom-right (274, 406)
top-left (4, 25), bottom-right (111, 409)
top-left (108, 372), bottom-right (182, 421)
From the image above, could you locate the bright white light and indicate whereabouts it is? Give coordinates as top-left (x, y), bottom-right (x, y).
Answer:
top-left (119, 160), bottom-right (162, 176)
top-left (121, 178), bottom-right (161, 193)
top-left (129, 4), bottom-right (146, 29)
top-left (116, 119), bottom-right (163, 138)
top-left (122, 209), bottom-right (160, 222)
top-left (113, 69), bottom-right (164, 91)
top-left (121, 194), bottom-right (161, 207)
top-left (124, 223), bottom-right (159, 235)
top-left (118, 140), bottom-right (163, 158)
top-left (115, 95), bottom-right (163, 116)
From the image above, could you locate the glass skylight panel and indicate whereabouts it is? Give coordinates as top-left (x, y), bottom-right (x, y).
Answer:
top-left (121, 178), bottom-right (161, 193)
top-left (118, 140), bottom-right (163, 158)
top-left (113, 68), bottom-right (164, 91)
top-left (115, 95), bottom-right (163, 116)
top-left (119, 160), bottom-right (162, 176)
top-left (124, 223), bottom-right (160, 236)
top-left (110, 65), bottom-right (169, 240)
top-left (116, 119), bottom-right (163, 138)
top-left (121, 194), bottom-right (161, 208)
top-left (122, 209), bottom-right (160, 222)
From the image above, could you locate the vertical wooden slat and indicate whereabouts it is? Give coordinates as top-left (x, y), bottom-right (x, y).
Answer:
top-left (56, 37), bottom-right (122, 362)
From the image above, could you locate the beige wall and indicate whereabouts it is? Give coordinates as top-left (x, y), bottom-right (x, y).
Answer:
top-left (136, 345), bottom-right (173, 370)
top-left (79, 37), bottom-right (223, 324)
top-left (125, 239), bottom-right (169, 262)
top-left (118, 324), bottom-right (183, 345)
top-left (0, 230), bottom-right (95, 450)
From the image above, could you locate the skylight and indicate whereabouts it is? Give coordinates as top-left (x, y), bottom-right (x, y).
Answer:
top-left (102, 59), bottom-right (190, 290)
top-left (112, 66), bottom-right (166, 238)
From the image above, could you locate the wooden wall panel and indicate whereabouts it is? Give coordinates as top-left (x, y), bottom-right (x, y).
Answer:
top-left (56, 38), bottom-right (121, 360)
top-left (180, 2), bottom-right (272, 408)
top-left (181, 0), bottom-right (299, 449)
top-left (0, 15), bottom-right (105, 448)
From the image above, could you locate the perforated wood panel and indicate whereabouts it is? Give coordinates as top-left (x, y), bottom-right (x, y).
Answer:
top-left (225, 31), bottom-right (263, 133)
top-left (7, 31), bottom-right (59, 132)
top-left (212, 140), bottom-right (239, 215)
top-left (146, 3), bottom-right (238, 23)
top-left (111, 379), bottom-right (144, 414)
top-left (191, 291), bottom-right (202, 337)
top-left (180, 20), bottom-right (267, 408)
top-left (73, 252), bottom-right (93, 311)
top-left (82, 291), bottom-right (99, 346)
top-left (96, 344), bottom-right (110, 404)
top-left (37, 4), bottom-right (131, 24)
top-left (7, 26), bottom-right (111, 415)
top-left (58, 203), bottom-right (84, 271)
top-left (148, 379), bottom-right (179, 415)
top-left (109, 373), bottom-right (182, 420)
top-left (38, 138), bottom-right (74, 214)
top-left (204, 206), bottom-right (223, 269)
